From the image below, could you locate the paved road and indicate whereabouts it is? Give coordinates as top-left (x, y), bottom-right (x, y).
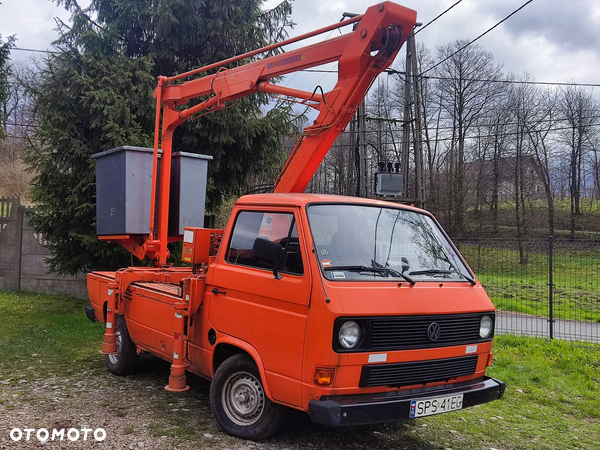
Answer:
top-left (496, 311), bottom-right (600, 343)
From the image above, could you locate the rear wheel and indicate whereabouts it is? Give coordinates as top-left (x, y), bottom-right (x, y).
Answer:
top-left (105, 315), bottom-right (138, 376)
top-left (210, 354), bottom-right (288, 440)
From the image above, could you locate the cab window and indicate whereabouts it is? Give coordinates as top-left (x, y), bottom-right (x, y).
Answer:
top-left (226, 211), bottom-right (304, 275)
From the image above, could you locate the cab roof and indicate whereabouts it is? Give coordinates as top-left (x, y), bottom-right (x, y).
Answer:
top-left (234, 193), bottom-right (426, 213)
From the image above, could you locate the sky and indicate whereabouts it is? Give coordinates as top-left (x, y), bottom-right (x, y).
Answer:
top-left (1, 0), bottom-right (599, 94)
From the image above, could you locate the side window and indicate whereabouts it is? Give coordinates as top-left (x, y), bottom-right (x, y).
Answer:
top-left (226, 211), bottom-right (304, 275)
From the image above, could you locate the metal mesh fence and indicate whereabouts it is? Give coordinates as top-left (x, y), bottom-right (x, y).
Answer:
top-left (455, 238), bottom-right (600, 343)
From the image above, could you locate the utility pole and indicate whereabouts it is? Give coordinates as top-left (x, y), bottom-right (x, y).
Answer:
top-left (350, 29), bottom-right (426, 203)
top-left (398, 29), bottom-right (426, 207)
top-left (354, 105), bottom-right (361, 197)
top-left (359, 101), bottom-right (368, 197)
top-left (401, 37), bottom-right (413, 200)
top-left (408, 32), bottom-right (426, 209)
top-left (347, 113), bottom-right (355, 196)
top-left (354, 100), bottom-right (368, 197)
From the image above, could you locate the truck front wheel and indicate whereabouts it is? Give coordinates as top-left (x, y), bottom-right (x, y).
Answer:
top-left (210, 354), bottom-right (288, 440)
top-left (105, 315), bottom-right (139, 376)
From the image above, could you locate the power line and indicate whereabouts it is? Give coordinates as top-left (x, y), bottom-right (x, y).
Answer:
top-left (293, 1), bottom-right (465, 85)
top-left (3, 134), bottom-right (34, 141)
top-left (13, 71), bottom-right (594, 90)
top-left (414, 0), bottom-right (463, 36)
top-left (282, 122), bottom-right (600, 148)
top-left (361, 114), bottom-right (600, 130)
top-left (305, 68), bottom-right (600, 89)
top-left (421, 75), bottom-right (600, 89)
top-left (9, 1), bottom-right (594, 91)
top-left (5, 121), bottom-right (37, 129)
top-left (320, 121), bottom-right (600, 137)
top-left (397, 123), bottom-right (600, 143)
top-left (12, 47), bottom-right (58, 55)
top-left (7, 124), bottom-right (599, 147)
top-left (8, 111), bottom-right (600, 132)
top-left (421, 0), bottom-right (535, 76)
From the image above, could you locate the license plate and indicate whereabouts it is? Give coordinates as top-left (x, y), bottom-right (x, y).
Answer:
top-left (409, 394), bottom-right (463, 418)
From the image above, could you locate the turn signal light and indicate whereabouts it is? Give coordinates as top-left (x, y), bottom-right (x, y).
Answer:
top-left (487, 352), bottom-right (494, 367)
top-left (313, 368), bottom-right (335, 386)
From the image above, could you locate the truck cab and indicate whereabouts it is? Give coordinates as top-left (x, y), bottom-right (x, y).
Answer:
top-left (184, 193), bottom-right (504, 434)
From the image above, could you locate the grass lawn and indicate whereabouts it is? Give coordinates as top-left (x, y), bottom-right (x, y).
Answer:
top-left (458, 243), bottom-right (600, 323)
top-left (410, 335), bottom-right (600, 449)
top-left (0, 291), bottom-right (598, 449)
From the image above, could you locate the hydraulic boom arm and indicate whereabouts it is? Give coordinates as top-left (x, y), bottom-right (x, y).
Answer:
top-left (112, 2), bottom-right (416, 266)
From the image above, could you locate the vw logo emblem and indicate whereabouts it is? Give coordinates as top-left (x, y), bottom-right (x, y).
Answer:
top-left (427, 322), bottom-right (441, 341)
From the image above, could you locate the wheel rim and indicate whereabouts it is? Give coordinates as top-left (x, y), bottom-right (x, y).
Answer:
top-left (107, 330), bottom-right (122, 365)
top-left (222, 371), bottom-right (265, 426)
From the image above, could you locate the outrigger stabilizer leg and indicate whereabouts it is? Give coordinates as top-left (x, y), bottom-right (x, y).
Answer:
top-left (99, 282), bottom-right (118, 355)
top-left (165, 301), bottom-right (190, 392)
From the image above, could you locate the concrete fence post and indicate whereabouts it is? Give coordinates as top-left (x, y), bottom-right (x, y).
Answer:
top-left (548, 235), bottom-right (554, 340)
top-left (0, 198), bottom-right (23, 290)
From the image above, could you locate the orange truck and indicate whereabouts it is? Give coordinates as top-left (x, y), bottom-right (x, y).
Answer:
top-left (85, 2), bottom-right (505, 440)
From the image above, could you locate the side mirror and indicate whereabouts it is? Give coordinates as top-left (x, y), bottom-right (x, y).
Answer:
top-left (251, 238), bottom-right (283, 279)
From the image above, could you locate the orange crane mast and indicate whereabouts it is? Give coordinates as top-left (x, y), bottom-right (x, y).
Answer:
top-left (102, 2), bottom-right (417, 266)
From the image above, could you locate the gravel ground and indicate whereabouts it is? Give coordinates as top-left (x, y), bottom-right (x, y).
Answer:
top-left (0, 356), bottom-right (432, 450)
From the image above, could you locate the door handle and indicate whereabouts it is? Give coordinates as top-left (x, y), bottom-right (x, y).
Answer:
top-left (211, 288), bottom-right (227, 295)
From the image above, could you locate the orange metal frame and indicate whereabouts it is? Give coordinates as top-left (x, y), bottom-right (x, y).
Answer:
top-left (102, 2), bottom-right (416, 266)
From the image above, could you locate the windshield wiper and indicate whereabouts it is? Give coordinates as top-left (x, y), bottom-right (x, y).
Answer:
top-left (385, 267), bottom-right (416, 286)
top-left (326, 265), bottom-right (416, 285)
top-left (409, 269), bottom-right (476, 285)
top-left (326, 265), bottom-right (385, 273)
top-left (371, 260), bottom-right (416, 285)
top-left (409, 269), bottom-right (452, 276)
top-left (458, 272), bottom-right (476, 285)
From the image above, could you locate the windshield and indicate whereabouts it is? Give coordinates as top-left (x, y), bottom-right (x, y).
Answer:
top-left (307, 204), bottom-right (472, 282)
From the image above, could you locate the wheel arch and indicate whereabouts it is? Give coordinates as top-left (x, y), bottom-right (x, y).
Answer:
top-left (212, 338), bottom-right (274, 401)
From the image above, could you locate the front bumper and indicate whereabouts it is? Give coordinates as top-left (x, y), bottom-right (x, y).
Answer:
top-left (308, 376), bottom-right (505, 426)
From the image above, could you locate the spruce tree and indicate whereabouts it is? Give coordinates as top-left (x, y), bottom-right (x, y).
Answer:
top-left (28, 0), bottom-right (293, 274)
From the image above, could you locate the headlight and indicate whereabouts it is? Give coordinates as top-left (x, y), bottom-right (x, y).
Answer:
top-left (479, 315), bottom-right (493, 339)
top-left (339, 321), bottom-right (361, 349)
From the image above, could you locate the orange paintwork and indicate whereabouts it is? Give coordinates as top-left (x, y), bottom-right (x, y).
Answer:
top-left (88, 193), bottom-right (497, 413)
top-left (87, 3), bottom-right (502, 425)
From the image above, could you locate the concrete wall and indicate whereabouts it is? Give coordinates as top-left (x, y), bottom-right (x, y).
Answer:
top-left (0, 198), bottom-right (87, 298)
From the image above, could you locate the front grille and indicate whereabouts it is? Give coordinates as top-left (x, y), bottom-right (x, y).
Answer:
top-left (369, 313), bottom-right (492, 351)
top-left (359, 355), bottom-right (479, 387)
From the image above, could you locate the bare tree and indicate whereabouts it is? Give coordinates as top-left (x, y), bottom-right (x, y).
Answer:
top-left (0, 62), bottom-right (36, 200)
top-left (582, 109), bottom-right (600, 208)
top-left (412, 43), bottom-right (444, 216)
top-left (559, 86), bottom-right (599, 237)
top-left (468, 77), bottom-right (512, 235)
top-left (508, 78), bottom-right (538, 262)
top-left (366, 79), bottom-right (403, 193)
top-left (524, 87), bottom-right (558, 236)
top-left (433, 40), bottom-right (504, 237)
top-left (589, 137), bottom-right (600, 202)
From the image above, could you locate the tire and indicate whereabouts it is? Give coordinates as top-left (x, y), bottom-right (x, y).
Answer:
top-left (105, 315), bottom-right (139, 376)
top-left (210, 354), bottom-right (288, 440)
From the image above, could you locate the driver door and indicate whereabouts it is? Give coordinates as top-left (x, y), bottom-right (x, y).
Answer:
top-left (207, 208), bottom-right (311, 408)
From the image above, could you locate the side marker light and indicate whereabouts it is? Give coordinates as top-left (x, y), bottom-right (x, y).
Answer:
top-left (313, 368), bottom-right (335, 386)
